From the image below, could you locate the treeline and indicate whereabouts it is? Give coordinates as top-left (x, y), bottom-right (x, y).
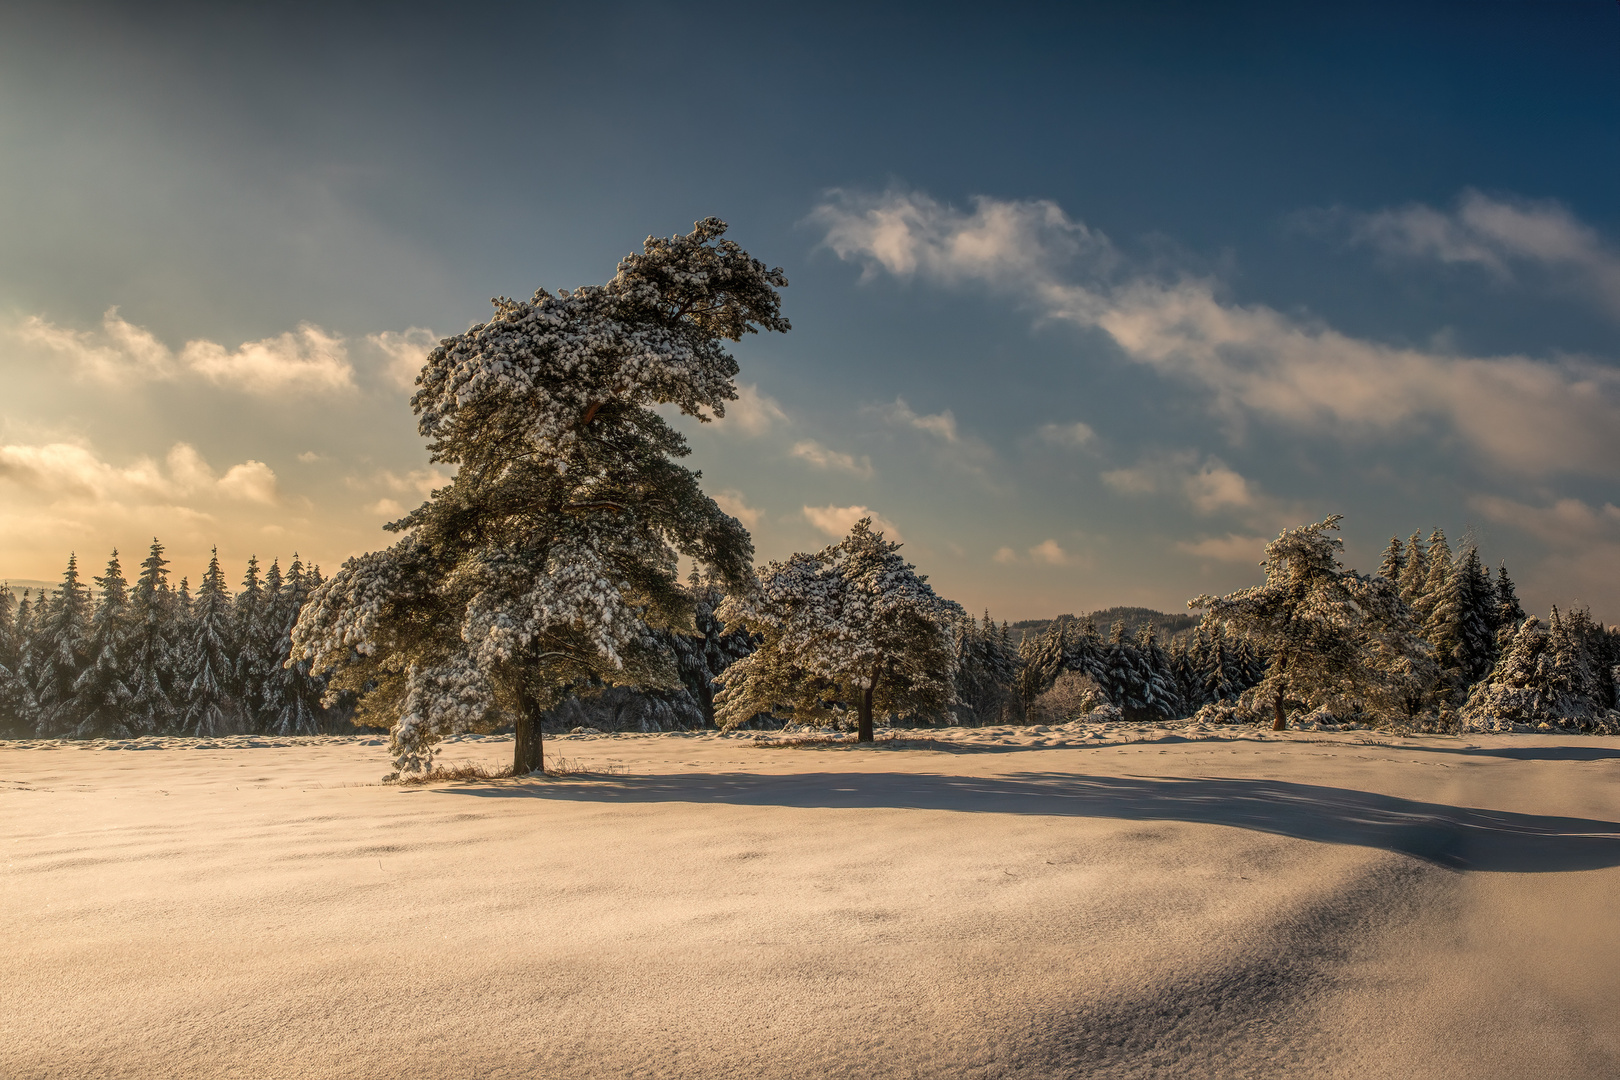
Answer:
top-left (0, 542), bottom-right (336, 739)
top-left (952, 611), bottom-right (1265, 726)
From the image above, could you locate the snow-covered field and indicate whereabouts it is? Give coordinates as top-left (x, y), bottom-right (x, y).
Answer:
top-left (6, 725), bottom-right (1620, 1078)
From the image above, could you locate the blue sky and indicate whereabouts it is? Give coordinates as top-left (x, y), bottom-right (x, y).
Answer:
top-left (1, 1), bottom-right (1616, 620)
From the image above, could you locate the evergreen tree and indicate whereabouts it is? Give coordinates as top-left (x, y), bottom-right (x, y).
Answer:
top-left (1377, 536), bottom-right (1405, 582)
top-left (1202, 622), bottom-right (1236, 704)
top-left (1066, 614), bottom-right (1106, 683)
top-left (71, 550), bottom-right (134, 738)
top-left (268, 555), bottom-right (328, 735)
top-left (233, 555), bottom-right (278, 731)
top-left (1494, 563), bottom-right (1526, 645)
top-left (1101, 621), bottom-right (1146, 717)
top-left (0, 587), bottom-right (21, 736)
top-left (953, 610), bottom-right (1020, 725)
top-left (32, 556), bottom-right (92, 737)
top-left (9, 591), bottom-right (42, 736)
top-left (716, 519), bottom-right (960, 741)
top-left (294, 219), bottom-right (782, 773)
top-left (1135, 623), bottom-right (1181, 721)
top-left (126, 539), bottom-right (179, 735)
top-left (1462, 616), bottom-right (1562, 730)
top-left (1398, 531), bottom-right (1428, 607)
top-left (182, 548), bottom-right (238, 737)
top-left (1455, 545), bottom-right (1498, 684)
top-left (1170, 636), bottom-right (1199, 709)
top-left (1018, 618), bottom-right (1068, 706)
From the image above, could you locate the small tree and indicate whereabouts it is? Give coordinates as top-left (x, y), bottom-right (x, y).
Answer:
top-left (293, 218), bottom-right (785, 774)
top-left (72, 550), bottom-right (134, 738)
top-left (715, 519), bottom-right (961, 742)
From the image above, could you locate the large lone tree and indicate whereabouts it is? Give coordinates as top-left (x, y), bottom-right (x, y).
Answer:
top-left (292, 219), bottom-right (786, 774)
top-left (715, 519), bottom-right (960, 741)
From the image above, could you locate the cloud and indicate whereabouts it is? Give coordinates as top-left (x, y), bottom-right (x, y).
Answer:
top-left (791, 439), bottom-right (874, 477)
top-left (1036, 421), bottom-right (1096, 448)
top-left (713, 488), bottom-right (762, 529)
top-left (0, 440), bottom-right (280, 505)
top-left (15, 308), bottom-right (356, 394)
top-left (712, 382), bottom-right (789, 435)
top-left (1028, 538), bottom-right (1072, 566)
top-left (368, 498), bottom-right (406, 517)
top-left (814, 188), bottom-right (1620, 478)
top-left (1101, 451), bottom-right (1262, 514)
top-left (367, 327), bottom-right (439, 390)
top-left (878, 397), bottom-right (959, 442)
top-left (1471, 494), bottom-right (1620, 614)
top-left (1342, 190), bottom-right (1620, 317)
top-left (993, 546), bottom-right (1018, 564)
top-left (803, 504), bottom-right (902, 542)
top-left (1176, 533), bottom-right (1271, 563)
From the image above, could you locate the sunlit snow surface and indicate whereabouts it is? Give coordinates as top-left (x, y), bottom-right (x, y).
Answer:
top-left (6, 727), bottom-right (1620, 1078)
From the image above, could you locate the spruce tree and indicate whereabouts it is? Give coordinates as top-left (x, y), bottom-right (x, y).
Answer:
top-left (127, 539), bottom-right (179, 735)
top-left (182, 548), bottom-right (238, 737)
top-left (1494, 563), bottom-right (1526, 645)
top-left (0, 587), bottom-right (21, 736)
top-left (268, 555), bottom-right (328, 735)
top-left (1135, 623), bottom-right (1180, 721)
top-left (1455, 545), bottom-right (1498, 684)
top-left (32, 556), bottom-right (92, 737)
top-left (1101, 620), bottom-right (1146, 717)
top-left (72, 550), bottom-right (134, 738)
top-left (1202, 622), bottom-right (1235, 704)
top-left (9, 591), bottom-right (41, 736)
top-left (233, 556), bottom-right (277, 731)
top-left (1377, 536), bottom-right (1405, 582)
top-left (1398, 531), bottom-right (1428, 607)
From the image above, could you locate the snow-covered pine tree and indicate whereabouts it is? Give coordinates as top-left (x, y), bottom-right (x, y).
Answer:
top-left (1398, 531), bottom-right (1428, 608)
top-left (1192, 516), bottom-right (1431, 730)
top-left (1455, 544), bottom-right (1498, 685)
top-left (1378, 536), bottom-right (1405, 583)
top-left (71, 550), bottom-right (134, 738)
top-left (182, 548), bottom-right (239, 737)
top-left (1135, 623), bottom-right (1181, 721)
top-left (1018, 618), bottom-right (1068, 706)
top-left (232, 556), bottom-right (278, 731)
top-left (269, 555), bottom-right (328, 735)
top-left (294, 219), bottom-right (784, 774)
top-left (1202, 621), bottom-right (1235, 704)
top-left (8, 591), bottom-right (42, 736)
top-left (1494, 563), bottom-right (1526, 646)
top-left (954, 610), bottom-right (1021, 725)
top-left (1549, 607), bottom-right (1605, 726)
top-left (716, 519), bottom-right (960, 741)
top-left (1065, 615), bottom-right (1106, 684)
top-left (0, 587), bottom-right (22, 737)
top-left (1170, 636), bottom-right (1199, 709)
top-left (1101, 620), bottom-right (1147, 717)
top-left (126, 539), bottom-right (179, 735)
top-left (32, 556), bottom-right (92, 737)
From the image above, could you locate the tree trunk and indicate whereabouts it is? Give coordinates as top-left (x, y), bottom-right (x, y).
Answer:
top-left (857, 685), bottom-right (875, 743)
top-left (1272, 686), bottom-right (1287, 731)
top-left (515, 694), bottom-right (546, 775)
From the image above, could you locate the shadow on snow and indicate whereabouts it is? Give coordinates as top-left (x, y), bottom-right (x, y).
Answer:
top-left (432, 768), bottom-right (1620, 873)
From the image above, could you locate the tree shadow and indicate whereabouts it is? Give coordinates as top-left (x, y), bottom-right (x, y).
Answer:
top-left (1402, 744), bottom-right (1620, 763)
top-left (438, 769), bottom-right (1620, 873)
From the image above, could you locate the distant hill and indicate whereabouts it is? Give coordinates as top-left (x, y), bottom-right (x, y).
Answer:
top-left (1007, 606), bottom-right (1198, 646)
top-left (4, 580), bottom-right (56, 601)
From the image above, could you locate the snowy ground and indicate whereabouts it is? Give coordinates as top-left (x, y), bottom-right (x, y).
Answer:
top-left (5, 725), bottom-right (1620, 1078)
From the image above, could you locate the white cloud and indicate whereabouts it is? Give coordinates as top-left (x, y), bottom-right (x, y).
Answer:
top-left (1028, 538), bottom-right (1072, 566)
top-left (296, 451), bottom-right (325, 464)
top-left (714, 488), bottom-right (762, 529)
top-left (1176, 533), bottom-right (1271, 563)
top-left (814, 189), bottom-right (1620, 478)
top-left (803, 504), bottom-right (902, 542)
top-left (711, 382), bottom-right (789, 435)
top-left (1344, 190), bottom-right (1620, 316)
top-left (14, 309), bottom-right (356, 395)
top-left (879, 397), bottom-right (959, 442)
top-left (791, 439), bottom-right (874, 477)
top-left (367, 327), bottom-right (438, 390)
top-left (1101, 451), bottom-right (1261, 514)
top-left (1036, 421), bottom-right (1096, 448)
top-left (993, 545), bottom-right (1018, 564)
top-left (0, 440), bottom-right (279, 505)
top-left (368, 498), bottom-right (406, 517)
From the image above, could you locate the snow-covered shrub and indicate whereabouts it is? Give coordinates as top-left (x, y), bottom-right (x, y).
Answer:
top-left (1088, 702), bottom-right (1125, 724)
top-left (1030, 671), bottom-right (1103, 724)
